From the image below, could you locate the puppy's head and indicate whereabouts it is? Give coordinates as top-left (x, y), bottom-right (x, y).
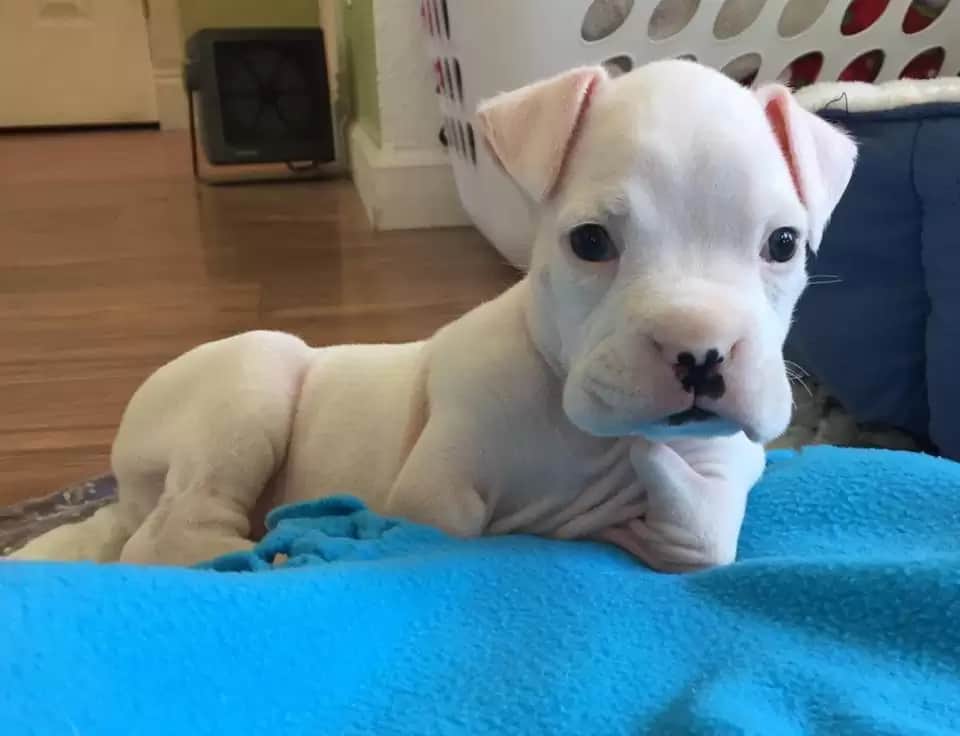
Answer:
top-left (478, 61), bottom-right (856, 444)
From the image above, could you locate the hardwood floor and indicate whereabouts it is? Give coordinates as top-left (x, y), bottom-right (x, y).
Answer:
top-left (0, 129), bottom-right (519, 507)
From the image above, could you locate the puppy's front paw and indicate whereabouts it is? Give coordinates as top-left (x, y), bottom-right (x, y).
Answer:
top-left (599, 516), bottom-right (737, 573)
top-left (598, 440), bottom-right (749, 572)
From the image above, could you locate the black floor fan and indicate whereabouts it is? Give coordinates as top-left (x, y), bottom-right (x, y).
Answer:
top-left (183, 28), bottom-right (337, 183)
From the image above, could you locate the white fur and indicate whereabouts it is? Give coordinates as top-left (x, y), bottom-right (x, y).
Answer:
top-left (796, 76), bottom-right (960, 114)
top-left (10, 61), bottom-right (856, 572)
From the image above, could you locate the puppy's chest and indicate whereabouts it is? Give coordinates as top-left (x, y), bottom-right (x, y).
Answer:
top-left (485, 433), bottom-right (644, 537)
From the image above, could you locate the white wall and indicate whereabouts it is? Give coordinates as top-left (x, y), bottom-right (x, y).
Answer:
top-left (348, 0), bottom-right (467, 229)
top-left (373, 0), bottom-right (443, 151)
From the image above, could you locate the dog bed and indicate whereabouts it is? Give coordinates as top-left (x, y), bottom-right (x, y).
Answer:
top-left (2, 446), bottom-right (959, 735)
top-left (788, 78), bottom-right (960, 461)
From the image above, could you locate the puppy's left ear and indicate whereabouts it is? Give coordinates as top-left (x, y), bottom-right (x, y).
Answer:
top-left (755, 84), bottom-right (857, 251)
top-left (476, 66), bottom-right (608, 202)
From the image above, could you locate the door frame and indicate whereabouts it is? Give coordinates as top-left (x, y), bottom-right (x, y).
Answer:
top-left (145, 0), bottom-right (187, 130)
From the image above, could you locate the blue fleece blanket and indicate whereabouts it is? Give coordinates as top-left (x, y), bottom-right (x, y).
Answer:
top-left (2, 446), bottom-right (960, 735)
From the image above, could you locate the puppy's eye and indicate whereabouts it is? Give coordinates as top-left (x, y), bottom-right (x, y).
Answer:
top-left (569, 224), bottom-right (618, 263)
top-left (763, 227), bottom-right (800, 263)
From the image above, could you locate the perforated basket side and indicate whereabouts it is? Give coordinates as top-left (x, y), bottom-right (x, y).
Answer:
top-left (423, 0), bottom-right (960, 266)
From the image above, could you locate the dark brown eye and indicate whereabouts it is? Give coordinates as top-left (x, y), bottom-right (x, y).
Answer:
top-left (569, 224), bottom-right (618, 262)
top-left (764, 227), bottom-right (800, 263)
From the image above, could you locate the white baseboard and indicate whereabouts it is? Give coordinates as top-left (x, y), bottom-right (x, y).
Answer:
top-left (349, 124), bottom-right (470, 230)
top-left (155, 71), bottom-right (189, 130)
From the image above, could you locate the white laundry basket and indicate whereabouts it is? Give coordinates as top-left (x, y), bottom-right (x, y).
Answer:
top-left (421, 0), bottom-right (960, 266)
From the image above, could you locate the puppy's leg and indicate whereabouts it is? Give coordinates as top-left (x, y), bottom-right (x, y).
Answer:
top-left (8, 437), bottom-right (182, 563)
top-left (600, 434), bottom-right (764, 572)
top-left (118, 442), bottom-right (266, 566)
top-left (384, 417), bottom-right (487, 537)
top-left (7, 504), bottom-right (136, 562)
top-left (116, 332), bottom-right (312, 567)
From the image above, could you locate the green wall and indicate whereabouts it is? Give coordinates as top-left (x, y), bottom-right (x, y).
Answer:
top-left (341, 0), bottom-right (380, 144)
top-left (178, 0), bottom-right (319, 40)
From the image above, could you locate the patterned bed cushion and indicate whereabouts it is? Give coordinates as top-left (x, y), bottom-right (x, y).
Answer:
top-left (0, 475), bottom-right (116, 556)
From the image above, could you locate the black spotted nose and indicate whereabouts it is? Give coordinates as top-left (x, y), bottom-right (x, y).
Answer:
top-left (674, 349), bottom-right (726, 399)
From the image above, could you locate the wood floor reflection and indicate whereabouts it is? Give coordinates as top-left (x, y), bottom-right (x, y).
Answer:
top-left (0, 129), bottom-right (519, 506)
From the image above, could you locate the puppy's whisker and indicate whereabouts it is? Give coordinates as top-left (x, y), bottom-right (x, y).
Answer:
top-left (789, 375), bottom-right (814, 398)
top-left (808, 274), bottom-right (843, 286)
top-left (784, 360), bottom-right (810, 377)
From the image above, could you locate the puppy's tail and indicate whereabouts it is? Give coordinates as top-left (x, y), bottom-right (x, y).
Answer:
top-left (5, 504), bottom-right (134, 562)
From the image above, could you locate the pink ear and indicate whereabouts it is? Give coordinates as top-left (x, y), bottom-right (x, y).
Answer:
top-left (476, 66), bottom-right (608, 202)
top-left (755, 84), bottom-right (857, 251)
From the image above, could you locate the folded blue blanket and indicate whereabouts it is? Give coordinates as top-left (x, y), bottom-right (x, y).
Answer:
top-left (2, 447), bottom-right (959, 735)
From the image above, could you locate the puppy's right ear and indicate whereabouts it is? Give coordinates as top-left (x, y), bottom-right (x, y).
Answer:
top-left (755, 84), bottom-right (858, 251)
top-left (476, 66), bottom-right (608, 202)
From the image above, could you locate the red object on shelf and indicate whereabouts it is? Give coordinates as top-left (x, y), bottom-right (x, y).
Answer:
top-left (788, 53), bottom-right (825, 88)
top-left (781, 0), bottom-right (946, 86)
top-left (841, 0), bottom-right (890, 36)
top-left (900, 0), bottom-right (946, 78)
top-left (434, 58), bottom-right (444, 95)
top-left (839, 50), bottom-right (885, 82)
top-left (425, 0), bottom-right (434, 36)
top-left (900, 47), bottom-right (945, 79)
top-left (903, 0), bottom-right (944, 32)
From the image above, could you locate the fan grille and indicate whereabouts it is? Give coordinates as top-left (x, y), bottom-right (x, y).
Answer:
top-left (213, 40), bottom-right (327, 149)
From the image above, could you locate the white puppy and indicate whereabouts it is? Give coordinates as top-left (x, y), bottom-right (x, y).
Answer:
top-left (10, 61), bottom-right (855, 572)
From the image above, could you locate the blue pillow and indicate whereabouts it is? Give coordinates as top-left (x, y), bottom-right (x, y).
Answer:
top-left (787, 101), bottom-right (960, 459)
top-left (913, 114), bottom-right (960, 462)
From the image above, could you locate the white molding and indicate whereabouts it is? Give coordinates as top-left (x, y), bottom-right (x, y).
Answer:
top-left (145, 0), bottom-right (187, 130)
top-left (349, 123), bottom-right (469, 230)
top-left (155, 70), bottom-right (189, 130)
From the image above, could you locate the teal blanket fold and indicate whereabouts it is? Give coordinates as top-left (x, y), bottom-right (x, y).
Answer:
top-left (2, 447), bottom-right (959, 735)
